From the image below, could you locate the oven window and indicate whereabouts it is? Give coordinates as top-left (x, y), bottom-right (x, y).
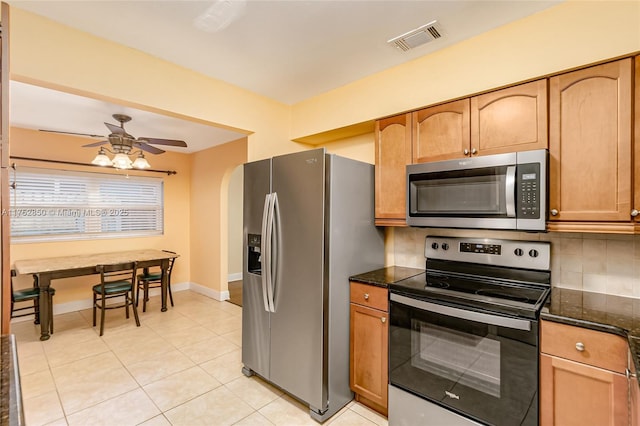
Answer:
top-left (410, 166), bottom-right (508, 216)
top-left (411, 320), bottom-right (501, 398)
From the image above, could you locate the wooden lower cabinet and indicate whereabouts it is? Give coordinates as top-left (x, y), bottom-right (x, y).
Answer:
top-left (540, 354), bottom-right (628, 426)
top-left (540, 320), bottom-right (629, 425)
top-left (349, 282), bottom-right (388, 415)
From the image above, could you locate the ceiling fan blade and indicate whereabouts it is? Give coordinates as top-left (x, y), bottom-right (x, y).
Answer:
top-left (82, 140), bottom-right (109, 148)
top-left (39, 129), bottom-right (105, 138)
top-left (104, 122), bottom-right (126, 135)
top-left (137, 137), bottom-right (187, 147)
top-left (135, 142), bottom-right (165, 155)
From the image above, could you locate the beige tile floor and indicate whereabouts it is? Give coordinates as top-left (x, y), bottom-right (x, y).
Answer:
top-left (12, 290), bottom-right (389, 426)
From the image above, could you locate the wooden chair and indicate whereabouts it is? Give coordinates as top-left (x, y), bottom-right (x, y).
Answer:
top-left (92, 262), bottom-right (140, 336)
top-left (136, 250), bottom-right (176, 312)
top-left (11, 269), bottom-right (55, 334)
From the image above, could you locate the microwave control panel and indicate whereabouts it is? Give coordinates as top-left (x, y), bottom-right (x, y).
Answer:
top-left (517, 163), bottom-right (540, 219)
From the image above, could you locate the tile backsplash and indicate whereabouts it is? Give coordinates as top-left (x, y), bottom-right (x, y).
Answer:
top-left (391, 227), bottom-right (640, 299)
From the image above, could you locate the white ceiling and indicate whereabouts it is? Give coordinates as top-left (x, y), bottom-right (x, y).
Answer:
top-left (8, 0), bottom-right (561, 153)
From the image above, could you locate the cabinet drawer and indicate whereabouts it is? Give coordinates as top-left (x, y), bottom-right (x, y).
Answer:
top-left (350, 282), bottom-right (388, 312)
top-left (541, 320), bottom-right (627, 373)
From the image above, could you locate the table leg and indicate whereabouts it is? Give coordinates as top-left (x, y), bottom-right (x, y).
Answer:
top-left (161, 259), bottom-right (168, 312)
top-left (37, 274), bottom-right (52, 341)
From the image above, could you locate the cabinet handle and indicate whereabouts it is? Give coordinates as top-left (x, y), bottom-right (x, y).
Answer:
top-left (632, 209), bottom-right (639, 217)
top-left (363, 293), bottom-right (369, 300)
top-left (463, 149), bottom-right (469, 156)
top-left (575, 342), bottom-right (585, 352)
top-left (471, 148), bottom-right (477, 155)
top-left (381, 317), bottom-right (386, 323)
top-left (550, 209), bottom-right (559, 216)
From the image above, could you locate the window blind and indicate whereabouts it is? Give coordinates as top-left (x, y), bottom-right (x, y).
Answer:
top-left (10, 167), bottom-right (164, 242)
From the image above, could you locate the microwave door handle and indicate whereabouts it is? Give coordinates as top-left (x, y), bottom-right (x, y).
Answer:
top-left (505, 165), bottom-right (516, 217)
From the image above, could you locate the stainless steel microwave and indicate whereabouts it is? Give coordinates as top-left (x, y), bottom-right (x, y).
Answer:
top-left (406, 149), bottom-right (548, 231)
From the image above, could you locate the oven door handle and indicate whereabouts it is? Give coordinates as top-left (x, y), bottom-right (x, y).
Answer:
top-left (390, 293), bottom-right (531, 331)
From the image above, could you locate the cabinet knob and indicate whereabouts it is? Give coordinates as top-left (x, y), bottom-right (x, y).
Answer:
top-left (363, 293), bottom-right (369, 300)
top-left (575, 342), bottom-right (585, 352)
top-left (463, 149), bottom-right (470, 156)
top-left (632, 209), bottom-right (639, 217)
top-left (471, 148), bottom-right (477, 155)
top-left (381, 317), bottom-right (386, 323)
top-left (550, 209), bottom-right (559, 216)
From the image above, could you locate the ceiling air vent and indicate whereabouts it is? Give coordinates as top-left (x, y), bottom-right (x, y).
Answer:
top-left (388, 20), bottom-right (443, 52)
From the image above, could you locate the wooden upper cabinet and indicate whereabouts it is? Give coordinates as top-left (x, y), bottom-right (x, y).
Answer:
top-left (375, 114), bottom-right (411, 226)
top-left (412, 99), bottom-right (470, 163)
top-left (548, 58), bottom-right (633, 223)
top-left (471, 79), bottom-right (548, 156)
top-left (412, 80), bottom-right (548, 164)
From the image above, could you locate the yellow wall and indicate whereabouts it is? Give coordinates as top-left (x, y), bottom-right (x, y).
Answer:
top-left (190, 138), bottom-right (247, 296)
top-left (9, 127), bottom-right (191, 304)
top-left (291, 0), bottom-right (640, 140)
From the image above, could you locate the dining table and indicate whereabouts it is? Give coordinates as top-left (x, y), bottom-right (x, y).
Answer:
top-left (13, 249), bottom-right (179, 341)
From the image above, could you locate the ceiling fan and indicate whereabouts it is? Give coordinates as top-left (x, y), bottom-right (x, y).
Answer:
top-left (41, 114), bottom-right (188, 170)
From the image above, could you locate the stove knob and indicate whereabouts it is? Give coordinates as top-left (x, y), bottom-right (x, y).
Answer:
top-left (442, 243), bottom-right (449, 251)
top-left (529, 249), bottom-right (539, 258)
top-left (514, 248), bottom-right (524, 257)
top-left (431, 242), bottom-right (439, 250)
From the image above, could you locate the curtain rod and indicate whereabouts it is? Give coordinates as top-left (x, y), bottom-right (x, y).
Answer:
top-left (9, 156), bottom-right (177, 175)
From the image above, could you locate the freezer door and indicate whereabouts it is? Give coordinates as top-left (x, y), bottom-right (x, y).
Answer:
top-left (269, 148), bottom-right (326, 410)
top-left (242, 158), bottom-right (271, 379)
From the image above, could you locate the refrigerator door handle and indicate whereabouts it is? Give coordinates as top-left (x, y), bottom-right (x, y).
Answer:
top-left (268, 192), bottom-right (280, 313)
top-left (261, 193), bottom-right (272, 312)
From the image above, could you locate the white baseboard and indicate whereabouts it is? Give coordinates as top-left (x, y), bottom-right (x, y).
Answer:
top-left (19, 281), bottom-right (230, 317)
top-left (189, 282), bottom-right (230, 301)
top-left (228, 272), bottom-right (242, 282)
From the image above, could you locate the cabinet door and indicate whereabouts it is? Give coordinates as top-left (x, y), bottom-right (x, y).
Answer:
top-left (540, 354), bottom-right (628, 426)
top-left (375, 114), bottom-right (411, 226)
top-left (350, 303), bottom-right (388, 414)
top-left (470, 79), bottom-right (548, 156)
top-left (549, 58), bottom-right (633, 222)
top-left (412, 98), bottom-right (470, 163)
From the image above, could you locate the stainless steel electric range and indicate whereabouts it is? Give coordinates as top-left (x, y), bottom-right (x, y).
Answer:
top-left (388, 236), bottom-right (551, 426)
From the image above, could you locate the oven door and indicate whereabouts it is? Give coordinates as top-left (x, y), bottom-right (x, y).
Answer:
top-left (389, 293), bottom-right (538, 426)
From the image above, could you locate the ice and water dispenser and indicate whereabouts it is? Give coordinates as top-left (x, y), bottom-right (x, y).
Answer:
top-left (247, 233), bottom-right (261, 275)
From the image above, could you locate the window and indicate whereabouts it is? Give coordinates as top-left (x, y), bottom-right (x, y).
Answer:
top-left (9, 167), bottom-right (164, 242)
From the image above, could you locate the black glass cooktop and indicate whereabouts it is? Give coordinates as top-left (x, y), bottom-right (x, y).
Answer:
top-left (389, 260), bottom-right (551, 320)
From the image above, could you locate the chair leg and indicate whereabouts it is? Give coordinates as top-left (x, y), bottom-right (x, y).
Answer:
top-left (168, 284), bottom-right (174, 307)
top-left (125, 293), bottom-right (130, 319)
top-left (99, 295), bottom-right (106, 336)
top-left (143, 282), bottom-right (149, 313)
top-left (135, 284), bottom-right (141, 307)
top-left (93, 292), bottom-right (97, 327)
top-left (131, 289), bottom-right (140, 327)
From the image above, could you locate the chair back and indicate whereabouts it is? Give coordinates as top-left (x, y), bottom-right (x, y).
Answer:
top-left (97, 262), bottom-right (137, 288)
top-left (162, 250), bottom-right (177, 282)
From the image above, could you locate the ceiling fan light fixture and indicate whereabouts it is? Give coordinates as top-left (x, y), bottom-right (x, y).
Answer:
top-left (112, 153), bottom-right (133, 170)
top-left (132, 153), bottom-right (151, 169)
top-left (92, 148), bottom-right (112, 167)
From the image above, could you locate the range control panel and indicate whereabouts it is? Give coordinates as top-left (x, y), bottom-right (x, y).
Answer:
top-left (425, 236), bottom-right (550, 271)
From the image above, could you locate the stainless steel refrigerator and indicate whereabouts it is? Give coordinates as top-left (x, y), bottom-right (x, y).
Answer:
top-left (242, 148), bottom-right (384, 422)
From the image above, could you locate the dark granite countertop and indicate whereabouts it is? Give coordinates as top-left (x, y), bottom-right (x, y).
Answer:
top-left (541, 287), bottom-right (640, 382)
top-left (349, 266), bottom-right (425, 288)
